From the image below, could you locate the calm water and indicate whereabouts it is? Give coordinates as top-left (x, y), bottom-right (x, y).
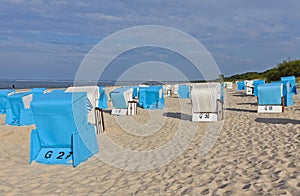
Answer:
top-left (0, 80), bottom-right (192, 89)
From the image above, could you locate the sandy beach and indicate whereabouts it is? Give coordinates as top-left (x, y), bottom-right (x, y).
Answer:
top-left (0, 86), bottom-right (299, 195)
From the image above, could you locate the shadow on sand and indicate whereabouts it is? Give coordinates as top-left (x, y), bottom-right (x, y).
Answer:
top-left (102, 109), bottom-right (112, 114)
top-left (255, 118), bottom-right (300, 125)
top-left (163, 112), bottom-right (191, 121)
top-left (225, 107), bottom-right (257, 113)
top-left (231, 93), bottom-right (249, 97)
top-left (237, 102), bottom-right (257, 106)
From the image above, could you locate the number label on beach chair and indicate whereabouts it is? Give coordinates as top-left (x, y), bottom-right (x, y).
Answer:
top-left (35, 148), bottom-right (73, 165)
top-left (257, 105), bottom-right (283, 113)
top-left (192, 113), bottom-right (218, 121)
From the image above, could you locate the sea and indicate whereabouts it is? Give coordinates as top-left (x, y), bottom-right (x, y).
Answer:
top-left (0, 80), bottom-right (193, 89)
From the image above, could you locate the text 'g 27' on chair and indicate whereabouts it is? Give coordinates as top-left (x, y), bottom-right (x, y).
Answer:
top-left (29, 91), bottom-right (99, 167)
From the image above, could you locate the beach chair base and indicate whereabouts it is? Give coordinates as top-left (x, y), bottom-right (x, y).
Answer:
top-left (192, 113), bottom-right (219, 122)
top-left (257, 105), bottom-right (283, 113)
top-left (111, 108), bottom-right (128, 116)
top-left (30, 125), bottom-right (98, 167)
top-left (5, 108), bottom-right (34, 126)
top-left (246, 87), bottom-right (254, 95)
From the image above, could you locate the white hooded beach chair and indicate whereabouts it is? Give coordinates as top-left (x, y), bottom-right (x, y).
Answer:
top-left (245, 80), bottom-right (254, 95)
top-left (225, 82), bottom-right (233, 89)
top-left (163, 85), bottom-right (172, 97)
top-left (191, 83), bottom-right (223, 122)
top-left (109, 87), bottom-right (134, 115)
top-left (65, 86), bottom-right (99, 124)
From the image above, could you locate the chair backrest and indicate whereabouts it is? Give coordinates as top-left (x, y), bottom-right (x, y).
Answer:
top-left (30, 91), bottom-right (87, 147)
top-left (110, 87), bottom-right (133, 109)
top-left (191, 83), bottom-right (220, 113)
top-left (258, 83), bottom-right (283, 105)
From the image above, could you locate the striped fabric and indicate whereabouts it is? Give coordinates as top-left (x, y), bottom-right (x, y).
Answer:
top-left (191, 83), bottom-right (220, 113)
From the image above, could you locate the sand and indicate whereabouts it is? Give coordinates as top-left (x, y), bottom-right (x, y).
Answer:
top-left (0, 86), bottom-right (299, 195)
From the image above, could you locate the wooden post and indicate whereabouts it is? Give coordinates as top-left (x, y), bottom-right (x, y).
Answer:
top-left (95, 107), bottom-right (105, 134)
top-left (281, 96), bottom-right (284, 113)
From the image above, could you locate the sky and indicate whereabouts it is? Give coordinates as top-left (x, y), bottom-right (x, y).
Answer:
top-left (0, 0), bottom-right (300, 81)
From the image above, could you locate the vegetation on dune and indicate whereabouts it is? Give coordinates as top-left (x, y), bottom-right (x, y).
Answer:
top-left (225, 59), bottom-right (300, 82)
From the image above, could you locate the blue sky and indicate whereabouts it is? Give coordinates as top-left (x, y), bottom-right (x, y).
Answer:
top-left (0, 0), bottom-right (300, 80)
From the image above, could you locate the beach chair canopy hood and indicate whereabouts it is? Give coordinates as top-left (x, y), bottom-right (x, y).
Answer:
top-left (7, 92), bottom-right (34, 126)
top-left (138, 86), bottom-right (164, 109)
top-left (30, 88), bottom-right (47, 100)
top-left (0, 89), bottom-right (14, 114)
top-left (178, 85), bottom-right (190, 98)
top-left (191, 83), bottom-right (221, 113)
top-left (258, 83), bottom-right (283, 105)
top-left (237, 81), bottom-right (245, 91)
top-left (110, 87), bottom-right (133, 109)
top-left (66, 86), bottom-right (100, 124)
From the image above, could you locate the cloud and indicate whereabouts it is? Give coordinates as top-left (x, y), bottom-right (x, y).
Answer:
top-left (0, 0), bottom-right (300, 79)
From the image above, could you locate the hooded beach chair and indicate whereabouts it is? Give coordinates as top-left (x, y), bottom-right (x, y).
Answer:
top-left (65, 86), bottom-right (99, 124)
top-left (257, 83), bottom-right (284, 113)
top-left (163, 85), bottom-right (172, 97)
top-left (29, 91), bottom-right (98, 167)
top-left (98, 86), bottom-right (108, 109)
top-left (138, 86), bottom-right (164, 110)
top-left (237, 81), bottom-right (245, 91)
top-left (178, 85), bottom-right (190, 98)
top-left (110, 87), bottom-right (134, 115)
top-left (253, 80), bottom-right (265, 97)
top-left (245, 80), bottom-right (254, 95)
top-left (132, 86), bottom-right (139, 99)
top-left (0, 89), bottom-right (14, 114)
top-left (6, 92), bottom-right (34, 126)
top-left (225, 82), bottom-right (233, 89)
top-left (172, 84), bottom-right (179, 96)
top-left (191, 83), bottom-right (223, 122)
top-left (281, 76), bottom-right (297, 95)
